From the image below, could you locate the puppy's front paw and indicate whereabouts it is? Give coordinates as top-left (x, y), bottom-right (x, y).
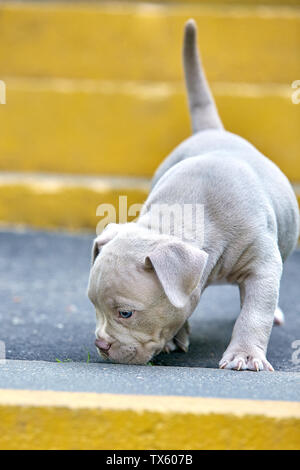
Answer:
top-left (163, 339), bottom-right (177, 354)
top-left (219, 348), bottom-right (274, 372)
top-left (163, 321), bottom-right (190, 354)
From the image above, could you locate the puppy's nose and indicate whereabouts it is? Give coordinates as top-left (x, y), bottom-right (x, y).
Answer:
top-left (95, 338), bottom-right (111, 352)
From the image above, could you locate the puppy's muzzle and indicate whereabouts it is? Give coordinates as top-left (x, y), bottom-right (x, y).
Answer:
top-left (95, 337), bottom-right (111, 355)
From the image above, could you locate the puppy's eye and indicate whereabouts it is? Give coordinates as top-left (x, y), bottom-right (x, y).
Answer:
top-left (119, 310), bottom-right (133, 319)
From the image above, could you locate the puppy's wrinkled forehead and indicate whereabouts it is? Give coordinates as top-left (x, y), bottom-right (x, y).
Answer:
top-left (90, 237), bottom-right (161, 309)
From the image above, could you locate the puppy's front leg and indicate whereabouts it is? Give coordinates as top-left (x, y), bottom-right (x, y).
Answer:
top-left (219, 254), bottom-right (282, 371)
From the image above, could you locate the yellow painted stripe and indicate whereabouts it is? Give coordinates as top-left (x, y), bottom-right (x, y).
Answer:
top-left (0, 389), bottom-right (299, 450)
top-left (0, 79), bottom-right (299, 180)
top-left (0, 174), bottom-right (149, 230)
top-left (118, 0), bottom-right (300, 4)
top-left (0, 3), bottom-right (299, 83)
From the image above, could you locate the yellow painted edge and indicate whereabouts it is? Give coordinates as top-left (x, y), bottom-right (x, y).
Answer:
top-left (0, 389), bottom-right (299, 450)
top-left (0, 172), bottom-right (151, 194)
top-left (0, 388), bottom-right (299, 418)
top-left (2, 76), bottom-right (294, 98)
top-left (0, 174), bottom-right (150, 230)
top-left (2, 1), bottom-right (300, 18)
top-left (105, 0), bottom-right (300, 4)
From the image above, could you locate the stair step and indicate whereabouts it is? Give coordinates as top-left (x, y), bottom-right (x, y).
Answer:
top-left (0, 3), bottom-right (299, 83)
top-left (0, 172), bottom-right (149, 231)
top-left (0, 79), bottom-right (299, 181)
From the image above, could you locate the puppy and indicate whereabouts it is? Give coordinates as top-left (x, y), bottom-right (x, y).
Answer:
top-left (88, 20), bottom-right (299, 370)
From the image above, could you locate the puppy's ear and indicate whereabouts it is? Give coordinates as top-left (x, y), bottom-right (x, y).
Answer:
top-left (145, 240), bottom-right (208, 308)
top-left (91, 223), bottom-right (119, 265)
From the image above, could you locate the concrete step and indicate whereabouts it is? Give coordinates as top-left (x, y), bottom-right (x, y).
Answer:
top-left (1, 79), bottom-right (299, 181)
top-left (0, 3), bottom-right (299, 84)
top-left (0, 172), bottom-right (149, 230)
top-left (1, 386), bottom-right (299, 449)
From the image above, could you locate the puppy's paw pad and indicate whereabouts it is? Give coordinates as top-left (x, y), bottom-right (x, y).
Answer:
top-left (219, 351), bottom-right (274, 372)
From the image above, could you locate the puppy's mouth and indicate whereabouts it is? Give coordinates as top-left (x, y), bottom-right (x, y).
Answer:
top-left (95, 343), bottom-right (138, 364)
top-left (95, 347), bottom-right (109, 360)
top-left (94, 335), bottom-right (165, 364)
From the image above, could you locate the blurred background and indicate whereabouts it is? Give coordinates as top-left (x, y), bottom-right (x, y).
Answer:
top-left (0, 0), bottom-right (299, 231)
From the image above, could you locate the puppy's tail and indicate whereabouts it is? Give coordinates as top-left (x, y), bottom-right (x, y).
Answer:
top-left (183, 19), bottom-right (223, 133)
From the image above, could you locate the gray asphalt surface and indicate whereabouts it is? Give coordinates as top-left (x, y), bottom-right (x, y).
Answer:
top-left (0, 229), bottom-right (299, 372)
top-left (0, 360), bottom-right (299, 401)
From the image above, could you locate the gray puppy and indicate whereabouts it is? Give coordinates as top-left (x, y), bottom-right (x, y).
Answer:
top-left (88, 19), bottom-right (299, 370)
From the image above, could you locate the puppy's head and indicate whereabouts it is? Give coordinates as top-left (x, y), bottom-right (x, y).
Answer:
top-left (88, 223), bottom-right (207, 364)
